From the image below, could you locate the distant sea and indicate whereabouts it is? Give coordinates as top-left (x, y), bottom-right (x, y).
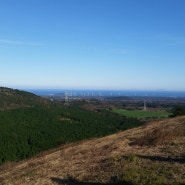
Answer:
top-left (26, 89), bottom-right (185, 98)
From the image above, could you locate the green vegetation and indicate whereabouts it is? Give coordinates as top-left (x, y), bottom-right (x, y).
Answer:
top-left (0, 106), bottom-right (115, 164)
top-left (170, 106), bottom-right (185, 117)
top-left (0, 87), bottom-right (49, 110)
top-left (0, 88), bottom-right (144, 164)
top-left (113, 109), bottom-right (170, 119)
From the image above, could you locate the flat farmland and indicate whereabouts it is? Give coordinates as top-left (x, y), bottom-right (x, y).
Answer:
top-left (113, 109), bottom-right (170, 119)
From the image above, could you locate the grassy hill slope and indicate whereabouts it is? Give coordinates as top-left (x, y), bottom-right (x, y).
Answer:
top-left (0, 116), bottom-right (185, 185)
top-left (0, 87), bottom-right (49, 110)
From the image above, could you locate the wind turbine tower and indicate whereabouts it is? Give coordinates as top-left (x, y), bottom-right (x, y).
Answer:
top-left (143, 99), bottom-right (147, 111)
top-left (65, 92), bottom-right (69, 105)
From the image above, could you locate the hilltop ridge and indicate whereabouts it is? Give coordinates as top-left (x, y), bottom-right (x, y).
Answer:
top-left (0, 87), bottom-right (49, 110)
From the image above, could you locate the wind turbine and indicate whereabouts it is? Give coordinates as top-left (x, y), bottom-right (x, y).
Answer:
top-left (143, 92), bottom-right (147, 111)
top-left (64, 92), bottom-right (69, 105)
top-left (143, 99), bottom-right (147, 111)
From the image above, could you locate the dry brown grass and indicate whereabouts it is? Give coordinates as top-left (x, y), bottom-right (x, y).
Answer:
top-left (133, 124), bottom-right (185, 146)
top-left (0, 116), bottom-right (185, 185)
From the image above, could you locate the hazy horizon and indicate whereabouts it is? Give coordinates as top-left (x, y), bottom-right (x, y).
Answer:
top-left (23, 88), bottom-right (185, 98)
top-left (1, 0), bottom-right (185, 91)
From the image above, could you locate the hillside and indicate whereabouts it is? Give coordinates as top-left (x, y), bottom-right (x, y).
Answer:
top-left (0, 87), bottom-right (49, 110)
top-left (0, 116), bottom-right (185, 185)
top-left (0, 87), bottom-right (144, 165)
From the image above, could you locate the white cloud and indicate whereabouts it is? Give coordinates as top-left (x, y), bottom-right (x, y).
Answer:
top-left (0, 39), bottom-right (43, 46)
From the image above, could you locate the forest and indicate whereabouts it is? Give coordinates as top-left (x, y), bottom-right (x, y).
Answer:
top-left (0, 101), bottom-right (143, 164)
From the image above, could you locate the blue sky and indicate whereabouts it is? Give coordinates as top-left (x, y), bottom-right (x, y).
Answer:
top-left (0, 0), bottom-right (185, 90)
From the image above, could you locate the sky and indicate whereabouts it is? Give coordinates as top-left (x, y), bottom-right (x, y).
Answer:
top-left (0, 0), bottom-right (185, 91)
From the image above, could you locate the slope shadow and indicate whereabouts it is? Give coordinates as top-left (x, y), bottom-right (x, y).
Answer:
top-left (138, 155), bottom-right (185, 164)
top-left (51, 177), bottom-right (133, 185)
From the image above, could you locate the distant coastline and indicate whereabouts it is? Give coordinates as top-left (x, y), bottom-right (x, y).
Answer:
top-left (26, 89), bottom-right (185, 98)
